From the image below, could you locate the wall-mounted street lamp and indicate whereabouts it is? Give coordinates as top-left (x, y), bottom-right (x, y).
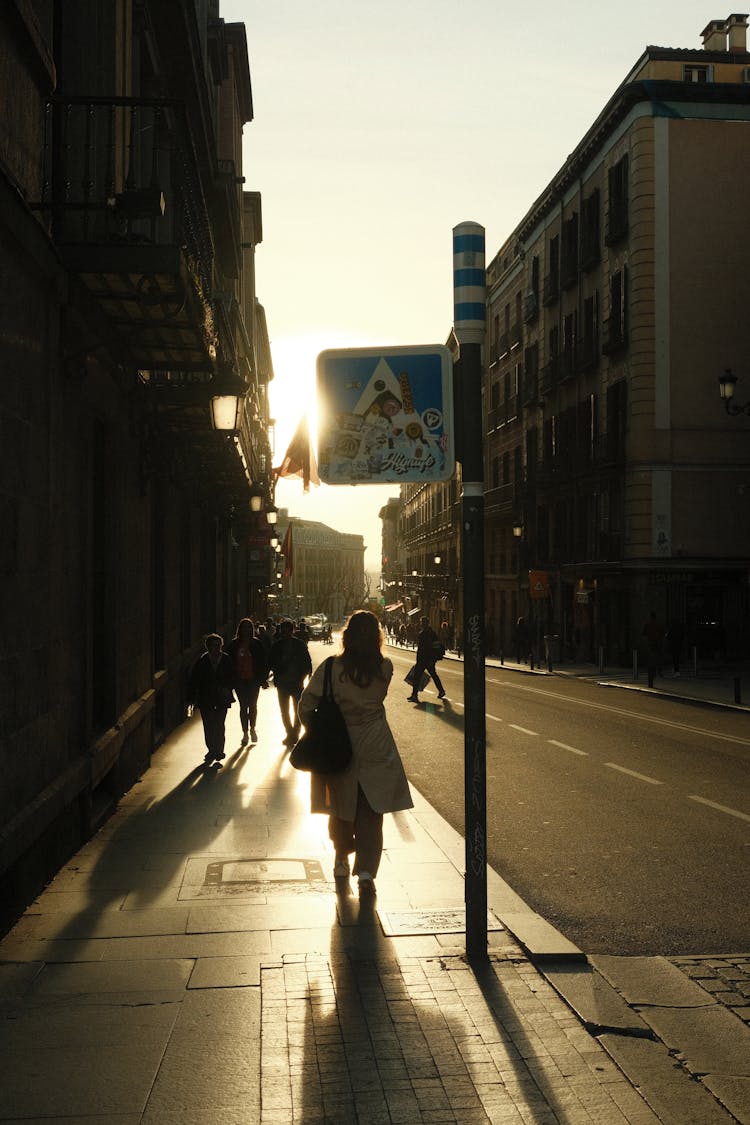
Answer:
top-left (512, 520), bottom-right (524, 539)
top-left (266, 507), bottom-right (278, 525)
top-left (434, 554), bottom-right (442, 567)
top-left (718, 368), bottom-right (750, 416)
top-left (209, 369), bottom-right (247, 432)
top-left (248, 484), bottom-right (264, 513)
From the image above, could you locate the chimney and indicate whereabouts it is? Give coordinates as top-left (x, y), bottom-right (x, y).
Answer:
top-left (702, 18), bottom-right (728, 50)
top-left (726, 12), bottom-right (749, 53)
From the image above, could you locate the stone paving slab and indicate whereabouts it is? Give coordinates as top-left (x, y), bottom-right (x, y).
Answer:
top-left (591, 954), bottom-right (719, 1008)
top-left (0, 1039), bottom-right (165, 1118)
top-left (597, 1033), bottom-right (737, 1125)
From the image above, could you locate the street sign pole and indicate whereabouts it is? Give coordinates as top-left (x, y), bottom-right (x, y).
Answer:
top-left (453, 221), bottom-right (487, 962)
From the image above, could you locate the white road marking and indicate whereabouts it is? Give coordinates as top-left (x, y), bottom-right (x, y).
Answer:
top-left (486, 713), bottom-right (503, 723)
top-left (605, 763), bottom-right (663, 785)
top-left (688, 796), bottom-right (750, 823)
top-left (548, 739), bottom-right (588, 756)
top-left (509, 724), bottom-right (539, 736)
top-left (487, 677), bottom-right (750, 747)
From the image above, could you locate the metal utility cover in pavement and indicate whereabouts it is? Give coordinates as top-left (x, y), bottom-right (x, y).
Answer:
top-left (379, 909), bottom-right (504, 937)
top-left (180, 857), bottom-right (326, 900)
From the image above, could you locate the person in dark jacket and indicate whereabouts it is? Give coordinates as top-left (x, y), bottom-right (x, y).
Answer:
top-left (407, 617), bottom-right (446, 703)
top-left (187, 634), bottom-right (236, 765)
top-left (270, 618), bottom-right (313, 745)
top-left (226, 618), bottom-right (268, 745)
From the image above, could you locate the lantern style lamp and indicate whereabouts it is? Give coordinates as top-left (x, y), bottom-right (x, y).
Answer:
top-left (718, 368), bottom-right (750, 416)
top-left (209, 368), bottom-right (247, 432)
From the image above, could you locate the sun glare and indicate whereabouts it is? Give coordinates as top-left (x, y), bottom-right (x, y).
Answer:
top-left (269, 330), bottom-right (391, 455)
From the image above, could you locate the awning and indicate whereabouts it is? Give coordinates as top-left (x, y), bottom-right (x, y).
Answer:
top-left (385, 602), bottom-right (403, 612)
top-left (407, 606), bottom-right (421, 617)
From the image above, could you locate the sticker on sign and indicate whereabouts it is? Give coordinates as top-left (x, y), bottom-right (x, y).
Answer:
top-left (316, 345), bottom-right (455, 484)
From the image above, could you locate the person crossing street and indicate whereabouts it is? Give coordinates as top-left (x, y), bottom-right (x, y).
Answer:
top-left (407, 617), bottom-right (446, 703)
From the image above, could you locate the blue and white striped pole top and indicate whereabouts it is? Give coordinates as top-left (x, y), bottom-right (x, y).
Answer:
top-left (453, 221), bottom-right (486, 346)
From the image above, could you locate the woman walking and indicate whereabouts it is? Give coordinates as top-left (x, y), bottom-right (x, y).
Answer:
top-left (298, 610), bottom-right (412, 896)
top-left (226, 618), bottom-right (268, 745)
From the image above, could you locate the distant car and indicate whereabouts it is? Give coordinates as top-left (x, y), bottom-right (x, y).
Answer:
top-left (305, 616), bottom-right (327, 639)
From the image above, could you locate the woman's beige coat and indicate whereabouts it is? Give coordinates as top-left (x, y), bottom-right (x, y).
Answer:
top-left (298, 655), bottom-right (413, 821)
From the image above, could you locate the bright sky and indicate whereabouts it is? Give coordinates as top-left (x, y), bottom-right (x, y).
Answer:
top-left (222, 0), bottom-right (719, 575)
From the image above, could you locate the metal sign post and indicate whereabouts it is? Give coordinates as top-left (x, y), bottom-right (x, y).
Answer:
top-left (453, 221), bottom-right (488, 962)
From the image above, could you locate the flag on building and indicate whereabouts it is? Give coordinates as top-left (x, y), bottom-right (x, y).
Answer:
top-left (281, 523), bottom-right (293, 578)
top-left (273, 416), bottom-right (320, 491)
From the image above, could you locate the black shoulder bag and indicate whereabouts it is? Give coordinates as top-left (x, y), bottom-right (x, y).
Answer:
top-left (290, 657), bottom-right (353, 775)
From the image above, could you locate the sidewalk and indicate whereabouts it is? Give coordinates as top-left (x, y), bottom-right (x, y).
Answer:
top-left (0, 667), bottom-right (746, 1123)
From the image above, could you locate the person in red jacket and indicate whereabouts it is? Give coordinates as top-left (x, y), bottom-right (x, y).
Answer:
top-left (226, 618), bottom-right (268, 745)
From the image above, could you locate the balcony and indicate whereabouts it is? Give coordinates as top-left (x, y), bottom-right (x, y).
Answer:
top-left (34, 96), bottom-right (228, 372)
top-left (539, 359), bottom-right (557, 397)
top-left (523, 291), bottom-right (539, 323)
top-left (510, 321), bottom-right (523, 350)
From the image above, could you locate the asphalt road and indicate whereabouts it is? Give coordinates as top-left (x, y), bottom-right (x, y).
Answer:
top-left (383, 646), bottom-right (750, 957)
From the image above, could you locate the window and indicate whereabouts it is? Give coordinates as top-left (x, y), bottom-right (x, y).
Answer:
top-left (581, 188), bottom-right (600, 269)
top-left (578, 292), bottom-right (599, 371)
top-left (606, 379), bottom-right (627, 462)
top-left (606, 155), bottom-right (629, 244)
top-left (543, 236), bottom-right (559, 305)
top-left (522, 343), bottom-right (539, 405)
top-left (492, 455), bottom-right (500, 489)
top-left (524, 255), bottom-right (540, 322)
top-left (561, 213), bottom-right (579, 288)
top-left (684, 64), bottom-right (711, 83)
top-left (561, 311), bottom-right (577, 380)
top-left (604, 266), bottom-right (629, 353)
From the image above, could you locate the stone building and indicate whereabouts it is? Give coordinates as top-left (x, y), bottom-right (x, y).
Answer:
top-left (274, 512), bottom-right (366, 624)
top-left (0, 1), bottom-right (275, 928)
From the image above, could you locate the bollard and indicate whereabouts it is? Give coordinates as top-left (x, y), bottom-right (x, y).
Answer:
top-left (633, 649), bottom-right (639, 681)
top-left (647, 668), bottom-right (654, 688)
top-left (692, 646), bottom-right (698, 676)
top-left (500, 650), bottom-right (504, 665)
top-left (734, 677), bottom-right (742, 705)
top-left (598, 645), bottom-right (604, 674)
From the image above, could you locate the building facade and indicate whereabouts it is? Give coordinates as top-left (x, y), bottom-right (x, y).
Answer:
top-left (0, 1), bottom-right (275, 928)
top-left (485, 14), bottom-right (750, 664)
top-left (274, 512), bottom-right (366, 624)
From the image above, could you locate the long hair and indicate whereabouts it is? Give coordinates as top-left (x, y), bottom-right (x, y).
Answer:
top-left (234, 618), bottom-right (254, 642)
top-left (339, 610), bottom-right (385, 688)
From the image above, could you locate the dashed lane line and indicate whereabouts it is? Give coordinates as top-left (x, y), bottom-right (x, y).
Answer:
top-left (688, 795), bottom-right (750, 823)
top-left (605, 762), bottom-right (664, 785)
top-left (508, 724), bottom-right (539, 736)
top-left (548, 739), bottom-right (588, 756)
